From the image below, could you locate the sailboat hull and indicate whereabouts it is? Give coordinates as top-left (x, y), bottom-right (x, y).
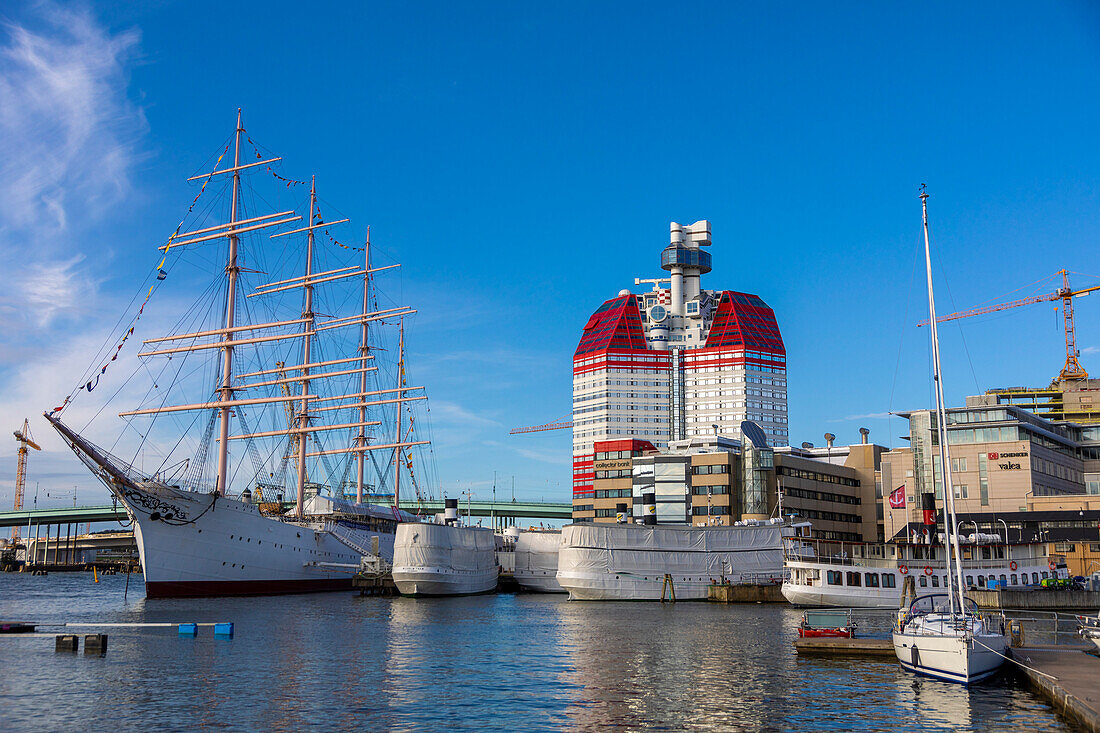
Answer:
top-left (892, 630), bottom-right (1006, 685)
top-left (121, 483), bottom-right (396, 598)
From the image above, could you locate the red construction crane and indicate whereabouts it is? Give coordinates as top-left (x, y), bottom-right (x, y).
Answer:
top-left (12, 419), bottom-right (41, 541)
top-left (510, 414), bottom-right (573, 434)
top-left (919, 269), bottom-right (1100, 382)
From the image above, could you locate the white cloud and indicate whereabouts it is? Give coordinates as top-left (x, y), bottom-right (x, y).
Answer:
top-left (1082, 346), bottom-right (1100, 355)
top-left (0, 4), bottom-right (143, 232)
top-left (829, 411), bottom-right (894, 422)
top-left (429, 400), bottom-right (503, 429)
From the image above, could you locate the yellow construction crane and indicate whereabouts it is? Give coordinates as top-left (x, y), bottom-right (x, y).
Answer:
top-left (920, 269), bottom-right (1100, 383)
top-left (12, 419), bottom-right (41, 541)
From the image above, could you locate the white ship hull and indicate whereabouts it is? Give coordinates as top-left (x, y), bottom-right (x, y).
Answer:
top-left (119, 483), bottom-right (396, 598)
top-left (556, 522), bottom-right (786, 601)
top-left (893, 620), bottom-right (1007, 685)
top-left (391, 522), bottom-right (499, 596)
top-left (514, 530), bottom-right (565, 593)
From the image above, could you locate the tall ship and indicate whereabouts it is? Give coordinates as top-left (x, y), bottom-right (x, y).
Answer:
top-left (45, 112), bottom-right (433, 597)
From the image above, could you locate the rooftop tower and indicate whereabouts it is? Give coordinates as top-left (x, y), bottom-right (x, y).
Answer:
top-left (571, 221), bottom-right (787, 513)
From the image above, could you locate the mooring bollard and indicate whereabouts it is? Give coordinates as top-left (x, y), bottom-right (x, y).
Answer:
top-left (55, 634), bottom-right (79, 652)
top-left (84, 634), bottom-right (108, 655)
top-left (178, 623), bottom-right (198, 637)
top-left (1009, 620), bottom-right (1024, 647)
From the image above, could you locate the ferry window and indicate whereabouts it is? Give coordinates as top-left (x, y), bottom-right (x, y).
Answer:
top-left (982, 547), bottom-right (992, 560)
top-left (966, 575), bottom-right (974, 587)
top-left (827, 571), bottom-right (842, 585)
top-left (1011, 574), bottom-right (1018, 585)
top-left (1032, 572), bottom-right (1039, 584)
top-left (882, 574), bottom-right (896, 588)
top-left (1041, 571), bottom-right (1049, 580)
top-left (1000, 574), bottom-right (1007, 584)
top-left (931, 575), bottom-right (940, 587)
top-left (846, 572), bottom-right (861, 587)
top-left (978, 575), bottom-right (985, 586)
top-left (919, 576), bottom-right (928, 587)
top-left (865, 573), bottom-right (879, 587)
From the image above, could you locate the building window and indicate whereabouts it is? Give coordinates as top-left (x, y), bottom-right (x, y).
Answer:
top-left (1055, 542), bottom-right (1076, 553)
top-left (953, 485), bottom-right (968, 499)
top-left (951, 457), bottom-right (968, 472)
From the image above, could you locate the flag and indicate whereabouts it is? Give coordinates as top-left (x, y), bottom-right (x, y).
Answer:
top-left (889, 485), bottom-right (906, 509)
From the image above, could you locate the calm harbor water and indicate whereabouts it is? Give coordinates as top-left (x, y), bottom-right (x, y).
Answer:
top-left (0, 573), bottom-right (1080, 732)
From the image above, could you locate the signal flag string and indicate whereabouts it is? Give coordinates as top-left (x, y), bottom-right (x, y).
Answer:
top-left (49, 144), bottom-right (231, 417)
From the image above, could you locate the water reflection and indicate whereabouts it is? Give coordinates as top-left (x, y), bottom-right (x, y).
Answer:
top-left (0, 575), bottom-right (1075, 732)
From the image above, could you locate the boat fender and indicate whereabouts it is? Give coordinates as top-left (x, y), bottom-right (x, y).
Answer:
top-left (1009, 561), bottom-right (1017, 571)
top-left (923, 566), bottom-right (933, 576)
top-left (899, 565), bottom-right (909, 575)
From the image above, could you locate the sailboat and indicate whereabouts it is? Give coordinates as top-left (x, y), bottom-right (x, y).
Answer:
top-left (44, 111), bottom-right (433, 597)
top-left (891, 186), bottom-right (1007, 684)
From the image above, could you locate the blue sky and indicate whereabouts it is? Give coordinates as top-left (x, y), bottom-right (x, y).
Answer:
top-left (2, 1), bottom-right (1099, 510)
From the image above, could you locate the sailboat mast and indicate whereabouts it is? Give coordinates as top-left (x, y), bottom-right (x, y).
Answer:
top-left (920, 187), bottom-right (967, 614)
top-left (215, 109), bottom-right (244, 496)
top-left (394, 318), bottom-right (404, 508)
top-left (294, 176), bottom-right (317, 515)
top-left (356, 227), bottom-right (371, 504)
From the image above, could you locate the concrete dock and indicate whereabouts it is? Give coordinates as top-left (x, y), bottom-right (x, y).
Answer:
top-left (707, 583), bottom-right (785, 603)
top-left (793, 637), bottom-right (895, 656)
top-left (1009, 646), bottom-right (1100, 732)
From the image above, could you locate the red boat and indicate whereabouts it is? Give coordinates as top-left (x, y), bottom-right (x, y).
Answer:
top-left (798, 610), bottom-right (855, 638)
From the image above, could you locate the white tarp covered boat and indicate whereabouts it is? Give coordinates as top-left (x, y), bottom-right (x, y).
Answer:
top-left (514, 530), bottom-right (565, 593)
top-left (556, 522), bottom-right (786, 600)
top-left (392, 523), bottom-right (499, 596)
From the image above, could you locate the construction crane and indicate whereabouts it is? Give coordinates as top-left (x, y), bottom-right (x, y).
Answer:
top-left (12, 419), bottom-right (41, 541)
top-left (510, 414), bottom-right (573, 435)
top-left (919, 269), bottom-right (1100, 382)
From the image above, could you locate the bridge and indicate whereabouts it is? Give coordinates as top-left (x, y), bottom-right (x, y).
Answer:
top-left (0, 498), bottom-right (573, 529)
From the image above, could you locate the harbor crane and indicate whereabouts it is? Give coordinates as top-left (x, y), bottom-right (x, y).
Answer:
top-left (12, 419), bottom-right (41, 541)
top-left (919, 269), bottom-right (1100, 383)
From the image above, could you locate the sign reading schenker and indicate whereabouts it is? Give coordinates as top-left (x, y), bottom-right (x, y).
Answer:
top-left (988, 451), bottom-right (1027, 470)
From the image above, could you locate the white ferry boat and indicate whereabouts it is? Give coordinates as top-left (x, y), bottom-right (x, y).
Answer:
top-left (783, 534), bottom-right (1059, 608)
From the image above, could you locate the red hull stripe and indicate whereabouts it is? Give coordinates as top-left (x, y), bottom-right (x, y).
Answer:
top-left (145, 577), bottom-right (353, 598)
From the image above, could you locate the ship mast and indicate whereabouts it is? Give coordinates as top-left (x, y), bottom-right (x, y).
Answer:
top-left (215, 110), bottom-right (244, 496)
top-left (356, 227), bottom-right (371, 504)
top-left (295, 176), bottom-right (318, 515)
top-left (394, 318), bottom-right (404, 508)
top-left (920, 186), bottom-right (967, 615)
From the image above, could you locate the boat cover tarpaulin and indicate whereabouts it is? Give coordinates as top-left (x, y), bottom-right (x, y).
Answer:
top-left (515, 530), bottom-right (561, 574)
top-left (558, 522), bottom-right (784, 580)
top-left (393, 523), bottom-right (497, 572)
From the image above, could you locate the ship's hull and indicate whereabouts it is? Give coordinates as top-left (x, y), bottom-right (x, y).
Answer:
top-left (391, 522), bottom-right (499, 597)
top-left (514, 530), bottom-right (565, 593)
top-left (893, 629), bottom-right (1006, 685)
top-left (556, 522), bottom-right (786, 601)
top-left (120, 483), bottom-right (396, 598)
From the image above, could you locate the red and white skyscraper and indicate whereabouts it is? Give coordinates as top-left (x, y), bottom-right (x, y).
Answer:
top-left (572, 221), bottom-right (787, 502)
